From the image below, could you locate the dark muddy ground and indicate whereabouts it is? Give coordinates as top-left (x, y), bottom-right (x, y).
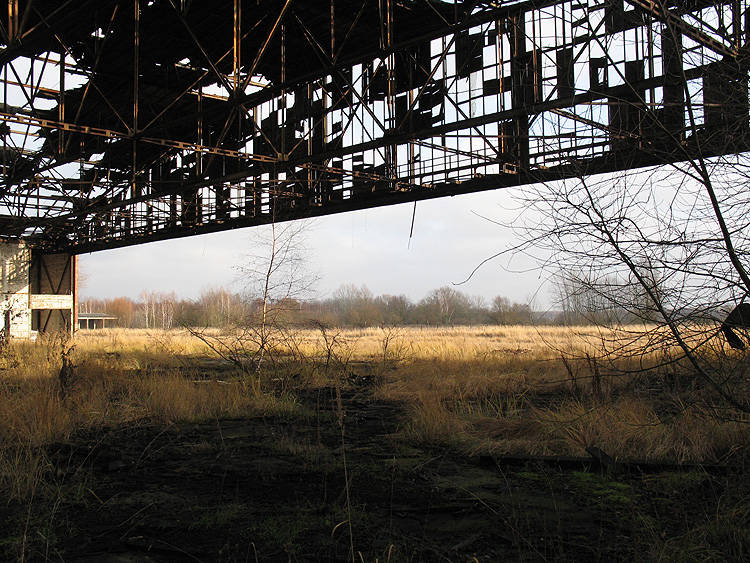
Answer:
top-left (2, 387), bottom-right (747, 562)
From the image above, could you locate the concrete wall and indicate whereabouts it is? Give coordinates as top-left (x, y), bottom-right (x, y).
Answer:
top-left (30, 251), bottom-right (77, 333)
top-left (0, 241), bottom-right (76, 338)
top-left (0, 242), bottom-right (32, 338)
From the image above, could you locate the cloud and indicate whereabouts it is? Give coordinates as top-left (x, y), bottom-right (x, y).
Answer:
top-left (80, 190), bottom-right (547, 304)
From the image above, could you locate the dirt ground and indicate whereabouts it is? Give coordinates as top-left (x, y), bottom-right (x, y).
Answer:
top-left (2, 385), bottom-right (747, 562)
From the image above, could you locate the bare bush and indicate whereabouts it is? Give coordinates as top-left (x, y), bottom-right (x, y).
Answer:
top-left (188, 215), bottom-right (316, 387)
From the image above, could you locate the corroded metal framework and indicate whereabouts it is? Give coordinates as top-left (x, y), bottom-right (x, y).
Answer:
top-left (1, 0), bottom-right (749, 253)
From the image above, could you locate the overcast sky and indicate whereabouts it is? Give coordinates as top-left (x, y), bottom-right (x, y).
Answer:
top-left (79, 188), bottom-right (551, 306)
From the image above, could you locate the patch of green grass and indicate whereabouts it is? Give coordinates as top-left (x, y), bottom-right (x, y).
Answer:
top-left (642, 470), bottom-right (707, 494)
top-left (0, 533), bottom-right (22, 561)
top-left (516, 471), bottom-right (545, 482)
top-left (191, 503), bottom-right (246, 530)
top-left (638, 472), bottom-right (750, 562)
top-left (249, 512), bottom-right (309, 557)
top-left (569, 471), bottom-right (633, 506)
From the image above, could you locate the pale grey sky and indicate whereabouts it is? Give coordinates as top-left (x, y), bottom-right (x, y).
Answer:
top-left (79, 189), bottom-right (549, 305)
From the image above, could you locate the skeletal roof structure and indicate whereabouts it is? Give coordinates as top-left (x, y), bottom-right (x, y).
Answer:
top-left (1, 0), bottom-right (748, 252)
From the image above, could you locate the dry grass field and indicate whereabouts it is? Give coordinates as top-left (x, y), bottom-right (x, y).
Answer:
top-left (1, 325), bottom-right (748, 561)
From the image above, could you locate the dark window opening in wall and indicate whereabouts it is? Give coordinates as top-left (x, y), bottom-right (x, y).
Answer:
top-left (31, 309), bottom-right (40, 332)
top-left (29, 251), bottom-right (73, 296)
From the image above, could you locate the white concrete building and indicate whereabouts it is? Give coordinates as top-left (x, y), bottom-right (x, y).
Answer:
top-left (0, 240), bottom-right (77, 338)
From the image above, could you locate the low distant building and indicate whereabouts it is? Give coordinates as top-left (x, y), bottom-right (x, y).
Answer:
top-left (78, 313), bottom-right (117, 330)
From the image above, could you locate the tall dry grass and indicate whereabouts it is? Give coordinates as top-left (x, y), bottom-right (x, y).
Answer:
top-left (0, 332), bottom-right (299, 500)
top-left (534, 397), bottom-right (749, 462)
top-left (73, 324), bottom-right (647, 363)
top-left (74, 326), bottom-right (750, 464)
top-left (1, 324), bottom-right (747, 501)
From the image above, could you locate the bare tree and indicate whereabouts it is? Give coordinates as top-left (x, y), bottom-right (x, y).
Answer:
top-left (491, 295), bottom-right (533, 325)
top-left (187, 215), bottom-right (316, 386)
top-left (139, 291), bottom-right (178, 329)
top-left (503, 162), bottom-right (750, 412)
top-left (415, 286), bottom-right (472, 325)
top-left (475, 35), bottom-right (750, 413)
top-left (328, 284), bottom-right (382, 327)
top-left (236, 219), bottom-right (317, 371)
top-left (195, 288), bottom-right (247, 328)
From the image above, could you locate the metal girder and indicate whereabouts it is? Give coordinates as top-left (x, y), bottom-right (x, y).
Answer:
top-left (0, 0), bottom-right (748, 253)
top-left (624, 0), bottom-right (738, 57)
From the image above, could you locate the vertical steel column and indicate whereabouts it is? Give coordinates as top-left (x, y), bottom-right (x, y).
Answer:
top-left (233, 0), bottom-right (241, 90)
top-left (661, 25), bottom-right (684, 139)
top-left (7, 0), bottom-right (18, 42)
top-left (385, 0), bottom-right (396, 189)
top-left (315, 0), bottom-right (336, 204)
top-left (278, 10), bottom-right (287, 212)
top-left (307, 81), bottom-right (314, 202)
top-left (733, 0), bottom-right (742, 49)
top-left (130, 0), bottom-right (140, 235)
top-left (197, 86), bottom-right (203, 176)
top-left (71, 255), bottom-right (78, 336)
top-left (133, 0), bottom-right (140, 153)
top-left (231, 0), bottom-right (242, 219)
top-left (508, 11), bottom-right (529, 169)
top-left (330, 0), bottom-right (335, 55)
top-left (280, 19), bottom-right (286, 159)
top-left (2, 46), bottom-right (6, 177)
top-left (58, 50), bottom-right (65, 155)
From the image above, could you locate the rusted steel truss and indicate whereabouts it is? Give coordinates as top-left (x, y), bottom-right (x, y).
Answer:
top-left (1, 0), bottom-right (749, 253)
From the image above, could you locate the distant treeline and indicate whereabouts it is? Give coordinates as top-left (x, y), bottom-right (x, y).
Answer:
top-left (79, 285), bottom-right (542, 329)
